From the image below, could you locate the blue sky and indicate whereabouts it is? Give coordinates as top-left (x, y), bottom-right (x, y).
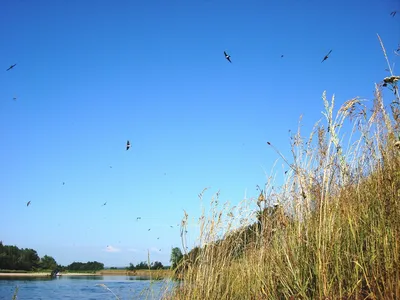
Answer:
top-left (1, 0), bottom-right (399, 267)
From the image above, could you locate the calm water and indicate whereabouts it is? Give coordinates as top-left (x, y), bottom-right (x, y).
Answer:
top-left (0, 275), bottom-right (176, 300)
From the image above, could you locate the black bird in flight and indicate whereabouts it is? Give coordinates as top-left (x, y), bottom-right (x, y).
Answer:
top-left (26, 201), bottom-right (31, 207)
top-left (321, 50), bottom-right (332, 63)
top-left (102, 202), bottom-right (107, 206)
top-left (390, 11), bottom-right (397, 17)
top-left (136, 217), bottom-right (141, 221)
top-left (6, 64), bottom-right (16, 71)
top-left (126, 140), bottom-right (130, 150)
top-left (281, 55), bottom-right (284, 58)
top-left (148, 228), bottom-right (151, 231)
top-left (224, 51), bottom-right (232, 63)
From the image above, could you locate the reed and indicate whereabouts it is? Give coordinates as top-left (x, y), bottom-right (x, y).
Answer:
top-left (166, 38), bottom-right (400, 299)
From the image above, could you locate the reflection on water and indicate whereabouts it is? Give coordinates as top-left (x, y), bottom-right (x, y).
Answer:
top-left (0, 275), bottom-right (176, 300)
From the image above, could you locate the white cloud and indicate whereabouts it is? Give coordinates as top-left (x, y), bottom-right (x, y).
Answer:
top-left (104, 245), bottom-right (120, 253)
top-left (149, 247), bottom-right (161, 253)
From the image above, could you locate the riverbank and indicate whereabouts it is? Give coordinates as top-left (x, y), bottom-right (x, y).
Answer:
top-left (0, 272), bottom-right (51, 277)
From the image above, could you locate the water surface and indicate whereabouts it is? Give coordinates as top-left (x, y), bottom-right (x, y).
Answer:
top-left (0, 275), bottom-right (175, 300)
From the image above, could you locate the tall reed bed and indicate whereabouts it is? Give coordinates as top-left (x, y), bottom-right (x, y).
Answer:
top-left (166, 42), bottom-right (400, 299)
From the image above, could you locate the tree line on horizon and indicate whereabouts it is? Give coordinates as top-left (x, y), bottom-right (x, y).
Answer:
top-left (0, 241), bottom-right (186, 272)
top-left (0, 241), bottom-right (104, 272)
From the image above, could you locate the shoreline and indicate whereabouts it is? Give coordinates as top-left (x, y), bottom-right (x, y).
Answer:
top-left (0, 272), bottom-right (51, 277)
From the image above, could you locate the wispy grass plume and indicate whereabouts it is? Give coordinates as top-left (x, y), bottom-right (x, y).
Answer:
top-left (166, 37), bottom-right (400, 300)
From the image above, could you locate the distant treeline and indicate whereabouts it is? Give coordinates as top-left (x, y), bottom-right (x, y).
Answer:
top-left (126, 261), bottom-right (165, 270)
top-left (0, 241), bottom-right (105, 272)
top-left (0, 241), bottom-right (57, 271)
top-left (67, 261), bottom-right (104, 271)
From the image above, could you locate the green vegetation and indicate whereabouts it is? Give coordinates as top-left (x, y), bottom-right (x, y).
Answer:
top-left (0, 241), bottom-right (43, 271)
top-left (66, 261), bottom-right (104, 272)
top-left (170, 247), bottom-right (183, 270)
top-left (0, 241), bottom-right (107, 273)
top-left (167, 47), bottom-right (400, 298)
top-left (126, 261), bottom-right (165, 271)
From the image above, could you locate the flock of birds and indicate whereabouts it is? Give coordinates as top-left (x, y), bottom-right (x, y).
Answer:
top-left (224, 49), bottom-right (333, 63)
top-left (6, 9), bottom-right (399, 254)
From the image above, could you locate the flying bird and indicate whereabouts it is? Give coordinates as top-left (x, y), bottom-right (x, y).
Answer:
top-left (102, 202), bottom-right (107, 206)
top-left (126, 140), bottom-right (130, 150)
top-left (321, 50), bottom-right (332, 63)
top-left (13, 97), bottom-right (17, 101)
top-left (136, 217), bottom-right (141, 221)
top-left (390, 11), bottom-right (397, 17)
top-left (281, 55), bottom-right (284, 58)
top-left (148, 228), bottom-right (151, 231)
top-left (6, 64), bottom-right (16, 71)
top-left (26, 201), bottom-right (31, 207)
top-left (224, 51), bottom-right (232, 63)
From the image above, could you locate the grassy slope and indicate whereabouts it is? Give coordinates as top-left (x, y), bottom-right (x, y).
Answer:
top-left (167, 46), bottom-right (400, 299)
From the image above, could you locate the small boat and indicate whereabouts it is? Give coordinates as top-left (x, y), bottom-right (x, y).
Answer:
top-left (50, 269), bottom-right (61, 278)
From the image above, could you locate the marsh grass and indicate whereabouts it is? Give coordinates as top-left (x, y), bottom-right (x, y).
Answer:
top-left (11, 286), bottom-right (18, 300)
top-left (96, 283), bottom-right (121, 300)
top-left (166, 39), bottom-right (400, 299)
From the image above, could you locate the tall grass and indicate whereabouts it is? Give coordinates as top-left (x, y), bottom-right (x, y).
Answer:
top-left (167, 40), bottom-right (400, 299)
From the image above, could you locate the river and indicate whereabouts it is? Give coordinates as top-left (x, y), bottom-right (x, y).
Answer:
top-left (0, 275), bottom-right (176, 300)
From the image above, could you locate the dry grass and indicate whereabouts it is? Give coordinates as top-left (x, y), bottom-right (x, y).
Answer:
top-left (165, 39), bottom-right (400, 300)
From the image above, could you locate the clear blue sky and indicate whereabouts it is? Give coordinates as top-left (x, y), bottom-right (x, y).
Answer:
top-left (1, 0), bottom-right (399, 267)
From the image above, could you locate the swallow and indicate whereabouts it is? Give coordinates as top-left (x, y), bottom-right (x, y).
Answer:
top-left (281, 55), bottom-right (284, 58)
top-left (6, 64), bottom-right (16, 71)
top-left (148, 228), bottom-right (151, 231)
top-left (136, 217), bottom-right (141, 220)
top-left (126, 140), bottom-right (130, 150)
top-left (390, 11), bottom-right (397, 17)
top-left (102, 202), bottom-right (107, 206)
top-left (321, 50), bottom-right (332, 63)
top-left (13, 97), bottom-right (17, 101)
top-left (224, 51), bottom-right (232, 63)
top-left (27, 201), bottom-right (31, 207)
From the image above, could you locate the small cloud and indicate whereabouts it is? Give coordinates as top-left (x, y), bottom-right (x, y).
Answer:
top-left (149, 247), bottom-right (159, 253)
top-left (104, 245), bottom-right (120, 253)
